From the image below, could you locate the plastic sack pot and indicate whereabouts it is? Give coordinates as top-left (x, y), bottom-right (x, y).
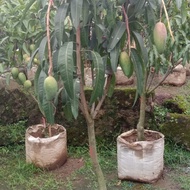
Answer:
top-left (25, 124), bottom-right (67, 170)
top-left (117, 129), bottom-right (164, 183)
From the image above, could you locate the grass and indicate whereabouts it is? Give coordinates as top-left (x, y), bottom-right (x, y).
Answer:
top-left (0, 140), bottom-right (190, 190)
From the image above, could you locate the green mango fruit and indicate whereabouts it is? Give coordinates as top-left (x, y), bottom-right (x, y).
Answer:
top-left (11, 67), bottom-right (19, 79)
top-left (44, 76), bottom-right (58, 101)
top-left (24, 80), bottom-right (32, 90)
top-left (18, 72), bottom-right (26, 84)
top-left (153, 22), bottom-right (167, 54)
top-left (119, 51), bottom-right (133, 78)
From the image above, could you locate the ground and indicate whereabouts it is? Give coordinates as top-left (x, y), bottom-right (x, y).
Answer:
top-left (1, 77), bottom-right (190, 190)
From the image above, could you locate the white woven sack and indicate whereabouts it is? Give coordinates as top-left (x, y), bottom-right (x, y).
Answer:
top-left (25, 124), bottom-right (67, 170)
top-left (117, 129), bottom-right (164, 183)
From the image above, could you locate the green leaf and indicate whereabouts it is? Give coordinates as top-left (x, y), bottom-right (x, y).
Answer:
top-left (71, 79), bottom-right (80, 119)
top-left (107, 75), bottom-right (116, 98)
top-left (132, 31), bottom-right (148, 65)
top-left (58, 42), bottom-right (74, 99)
top-left (90, 51), bottom-right (105, 105)
top-left (38, 36), bottom-right (47, 64)
top-left (71, 0), bottom-right (83, 29)
top-left (110, 41), bottom-right (120, 72)
top-left (62, 88), bottom-right (73, 121)
top-left (6, 73), bottom-right (11, 86)
top-left (55, 3), bottom-right (69, 46)
top-left (27, 48), bottom-right (39, 69)
top-left (20, 0), bottom-right (36, 22)
top-left (130, 48), bottom-right (144, 96)
top-left (176, 0), bottom-right (182, 9)
top-left (39, 5), bottom-right (48, 30)
top-left (42, 98), bottom-right (55, 125)
top-left (181, 1), bottom-right (187, 24)
top-left (63, 102), bottom-right (73, 121)
top-left (38, 69), bottom-right (47, 110)
top-left (81, 0), bottom-right (89, 27)
top-left (0, 63), bottom-right (4, 73)
top-left (107, 21), bottom-right (126, 52)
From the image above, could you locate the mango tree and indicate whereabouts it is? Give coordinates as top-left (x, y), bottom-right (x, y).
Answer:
top-left (0, 0), bottom-right (42, 73)
top-left (117, 0), bottom-right (190, 141)
top-left (25, 0), bottom-right (129, 189)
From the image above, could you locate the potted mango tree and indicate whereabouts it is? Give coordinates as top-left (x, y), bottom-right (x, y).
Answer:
top-left (23, 0), bottom-right (128, 189)
top-left (116, 0), bottom-right (190, 183)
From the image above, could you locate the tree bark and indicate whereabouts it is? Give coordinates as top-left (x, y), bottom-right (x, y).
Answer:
top-left (87, 117), bottom-right (107, 190)
top-left (137, 92), bottom-right (145, 141)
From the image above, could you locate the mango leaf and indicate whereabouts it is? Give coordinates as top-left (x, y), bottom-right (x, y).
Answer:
top-left (58, 42), bottom-right (74, 99)
top-left (181, 1), bottom-right (187, 24)
top-left (81, 0), bottom-right (89, 27)
top-left (107, 21), bottom-right (126, 52)
top-left (38, 69), bottom-right (47, 108)
top-left (90, 51), bottom-right (105, 105)
top-left (63, 102), bottom-right (73, 121)
top-left (134, 0), bottom-right (146, 16)
top-left (54, 87), bottom-right (64, 107)
top-left (20, 0), bottom-right (36, 22)
top-left (0, 63), bottom-right (4, 73)
top-left (62, 88), bottom-right (73, 121)
top-left (176, 0), bottom-right (182, 9)
top-left (39, 5), bottom-right (48, 30)
top-left (53, 49), bottom-right (59, 73)
top-left (130, 48), bottom-right (144, 96)
top-left (34, 65), bottom-right (42, 98)
top-left (6, 73), bottom-right (11, 86)
top-left (38, 36), bottom-right (47, 64)
top-left (107, 74), bottom-right (116, 98)
top-left (27, 48), bottom-right (39, 69)
top-left (42, 97), bottom-right (55, 125)
top-left (55, 3), bottom-right (69, 46)
top-left (132, 31), bottom-right (148, 66)
top-left (71, 0), bottom-right (83, 30)
top-left (71, 79), bottom-right (80, 119)
top-left (110, 41), bottom-right (120, 72)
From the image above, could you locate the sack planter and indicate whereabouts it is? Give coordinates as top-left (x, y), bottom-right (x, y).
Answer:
top-left (117, 129), bottom-right (164, 183)
top-left (25, 124), bottom-right (67, 170)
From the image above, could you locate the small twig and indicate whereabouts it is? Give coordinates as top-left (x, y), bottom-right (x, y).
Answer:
top-left (122, 5), bottom-right (130, 54)
top-left (92, 75), bottom-right (112, 119)
top-left (76, 25), bottom-right (91, 120)
top-left (161, 0), bottom-right (174, 42)
top-left (159, 2), bottom-right (163, 22)
top-left (48, 125), bottom-right (52, 137)
top-left (46, 0), bottom-right (53, 76)
top-left (149, 58), bottom-right (183, 93)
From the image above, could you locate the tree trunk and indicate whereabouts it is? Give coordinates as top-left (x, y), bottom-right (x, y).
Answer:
top-left (87, 117), bottom-right (107, 190)
top-left (137, 92), bottom-right (146, 141)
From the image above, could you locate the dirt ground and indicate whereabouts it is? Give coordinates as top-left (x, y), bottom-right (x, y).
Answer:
top-left (51, 76), bottom-right (190, 189)
top-left (50, 157), bottom-right (183, 190)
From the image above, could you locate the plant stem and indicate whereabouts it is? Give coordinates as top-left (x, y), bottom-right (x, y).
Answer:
top-left (137, 69), bottom-right (148, 141)
top-left (47, 0), bottom-right (53, 76)
top-left (76, 25), bottom-right (107, 190)
top-left (87, 118), bottom-right (107, 190)
top-left (161, 0), bottom-right (174, 41)
top-left (122, 5), bottom-right (130, 54)
top-left (137, 92), bottom-right (145, 141)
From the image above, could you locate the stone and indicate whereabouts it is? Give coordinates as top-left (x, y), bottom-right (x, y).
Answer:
top-left (115, 67), bottom-right (134, 85)
top-left (161, 64), bottom-right (186, 86)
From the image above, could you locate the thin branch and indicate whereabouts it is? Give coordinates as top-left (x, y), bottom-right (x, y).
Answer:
top-left (76, 25), bottom-right (91, 120)
top-left (148, 58), bottom-right (183, 93)
top-left (122, 5), bottom-right (130, 54)
top-left (92, 75), bottom-right (112, 119)
top-left (47, 0), bottom-right (53, 76)
top-left (159, 2), bottom-right (163, 22)
top-left (161, 0), bottom-right (174, 42)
